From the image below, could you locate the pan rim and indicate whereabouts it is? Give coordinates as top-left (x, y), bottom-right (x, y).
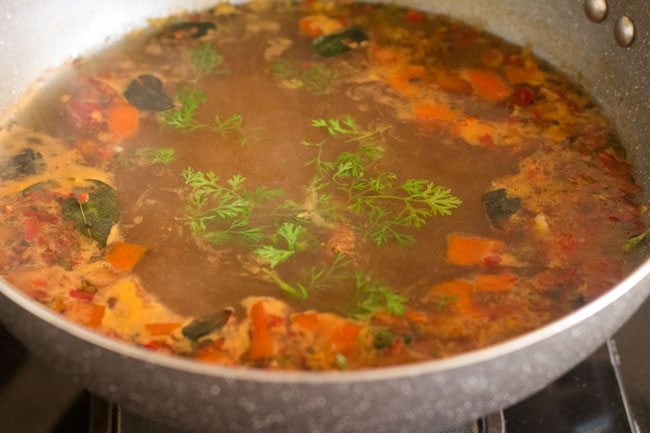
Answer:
top-left (1, 257), bottom-right (648, 383)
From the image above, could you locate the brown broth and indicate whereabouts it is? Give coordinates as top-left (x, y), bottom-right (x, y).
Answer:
top-left (0, 1), bottom-right (645, 370)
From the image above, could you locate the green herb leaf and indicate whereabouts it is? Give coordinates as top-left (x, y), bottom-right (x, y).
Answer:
top-left (213, 113), bottom-right (265, 146)
top-left (623, 228), bottom-right (650, 252)
top-left (123, 74), bottom-right (174, 112)
top-left (135, 147), bottom-right (175, 165)
top-left (255, 245), bottom-right (295, 269)
top-left (270, 59), bottom-right (340, 95)
top-left (352, 272), bottom-right (407, 319)
top-left (312, 27), bottom-right (368, 57)
top-left (191, 42), bottom-right (226, 79)
top-left (161, 87), bottom-right (207, 131)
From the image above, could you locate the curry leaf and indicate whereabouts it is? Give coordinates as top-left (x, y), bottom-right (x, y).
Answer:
top-left (60, 180), bottom-right (119, 247)
top-left (312, 27), bottom-right (367, 57)
top-left (123, 74), bottom-right (174, 112)
top-left (182, 309), bottom-right (232, 341)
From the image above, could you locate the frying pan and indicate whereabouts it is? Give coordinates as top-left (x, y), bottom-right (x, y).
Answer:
top-left (0, 1), bottom-right (648, 432)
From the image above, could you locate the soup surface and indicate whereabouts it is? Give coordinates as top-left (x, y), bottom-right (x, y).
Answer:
top-left (0, 1), bottom-right (647, 370)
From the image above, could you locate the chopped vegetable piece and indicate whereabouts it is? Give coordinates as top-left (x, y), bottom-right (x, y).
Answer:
top-left (107, 243), bottom-right (148, 272)
top-left (145, 322), bottom-right (182, 336)
top-left (162, 21), bottom-right (216, 40)
top-left (623, 228), bottom-right (650, 252)
top-left (182, 310), bottom-right (232, 341)
top-left (475, 274), bottom-right (518, 292)
top-left (69, 289), bottom-right (95, 302)
top-left (299, 15), bottom-right (343, 37)
top-left (447, 235), bottom-right (506, 266)
top-left (482, 189), bottom-right (521, 227)
top-left (435, 72), bottom-right (472, 94)
top-left (249, 301), bottom-right (274, 360)
top-left (123, 75), bottom-right (174, 112)
top-left (462, 69), bottom-right (513, 102)
top-left (413, 103), bottom-right (458, 123)
top-left (107, 102), bottom-right (140, 139)
top-left (428, 280), bottom-right (477, 316)
top-left (503, 64), bottom-right (544, 86)
top-left (312, 27), bottom-right (367, 57)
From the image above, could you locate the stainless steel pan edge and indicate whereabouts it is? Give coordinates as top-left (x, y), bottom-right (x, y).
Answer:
top-left (0, 1), bottom-right (648, 432)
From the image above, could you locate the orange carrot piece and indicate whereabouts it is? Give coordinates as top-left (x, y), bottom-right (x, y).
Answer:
top-left (292, 312), bottom-right (320, 331)
top-left (413, 103), bottom-right (458, 123)
top-left (475, 274), bottom-right (518, 292)
top-left (107, 243), bottom-right (147, 272)
top-left (480, 47), bottom-right (504, 69)
top-left (447, 235), bottom-right (506, 266)
top-left (145, 322), bottom-right (182, 336)
top-left (329, 322), bottom-right (361, 353)
top-left (503, 64), bottom-right (544, 86)
top-left (405, 309), bottom-right (429, 323)
top-left (194, 339), bottom-right (227, 364)
top-left (298, 15), bottom-right (343, 37)
top-left (435, 72), bottom-right (472, 94)
top-left (428, 280), bottom-right (477, 316)
top-left (462, 69), bottom-right (513, 102)
top-left (87, 305), bottom-right (106, 328)
top-left (249, 301), bottom-right (274, 360)
top-left (107, 102), bottom-right (139, 139)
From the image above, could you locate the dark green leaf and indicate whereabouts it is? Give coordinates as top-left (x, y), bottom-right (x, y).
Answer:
top-left (482, 188), bottom-right (520, 227)
top-left (123, 75), bottom-right (174, 112)
top-left (182, 309), bottom-right (232, 341)
top-left (373, 329), bottom-right (396, 350)
top-left (1, 148), bottom-right (46, 180)
top-left (60, 180), bottom-right (119, 247)
top-left (312, 27), bottom-right (368, 57)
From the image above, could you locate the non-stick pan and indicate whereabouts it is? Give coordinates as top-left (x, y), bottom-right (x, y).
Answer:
top-left (0, 1), bottom-right (648, 432)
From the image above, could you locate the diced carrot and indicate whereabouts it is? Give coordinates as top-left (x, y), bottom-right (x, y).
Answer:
top-left (503, 64), bottom-right (544, 86)
top-left (69, 289), bottom-right (95, 302)
top-left (435, 72), bottom-right (472, 94)
top-left (145, 322), bottom-right (182, 336)
top-left (475, 274), bottom-right (518, 292)
top-left (428, 280), bottom-right (478, 316)
top-left (405, 309), bottom-right (429, 323)
top-left (107, 101), bottom-right (139, 139)
top-left (462, 69), bottom-right (513, 102)
top-left (88, 305), bottom-right (106, 328)
top-left (298, 15), bottom-right (343, 37)
top-left (106, 243), bottom-right (147, 272)
top-left (67, 303), bottom-right (105, 328)
top-left (292, 312), bottom-right (320, 330)
top-left (194, 339), bottom-right (227, 363)
top-left (329, 322), bottom-right (361, 353)
top-left (447, 235), bottom-right (506, 266)
top-left (249, 300), bottom-right (274, 360)
top-left (480, 47), bottom-right (504, 69)
top-left (413, 102), bottom-right (458, 123)
top-left (453, 116), bottom-right (498, 148)
top-left (385, 65), bottom-right (428, 96)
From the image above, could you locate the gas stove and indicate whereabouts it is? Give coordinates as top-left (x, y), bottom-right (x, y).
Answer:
top-left (1, 300), bottom-right (648, 433)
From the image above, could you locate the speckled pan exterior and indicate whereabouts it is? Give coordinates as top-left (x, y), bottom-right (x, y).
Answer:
top-left (0, 1), bottom-right (648, 432)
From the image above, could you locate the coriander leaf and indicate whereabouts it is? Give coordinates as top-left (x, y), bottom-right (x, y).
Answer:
top-left (135, 147), bottom-right (175, 165)
top-left (277, 222), bottom-right (305, 250)
top-left (191, 42), bottom-right (226, 79)
top-left (255, 245), bottom-right (294, 268)
top-left (351, 272), bottom-right (407, 319)
top-left (161, 87), bottom-right (207, 131)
